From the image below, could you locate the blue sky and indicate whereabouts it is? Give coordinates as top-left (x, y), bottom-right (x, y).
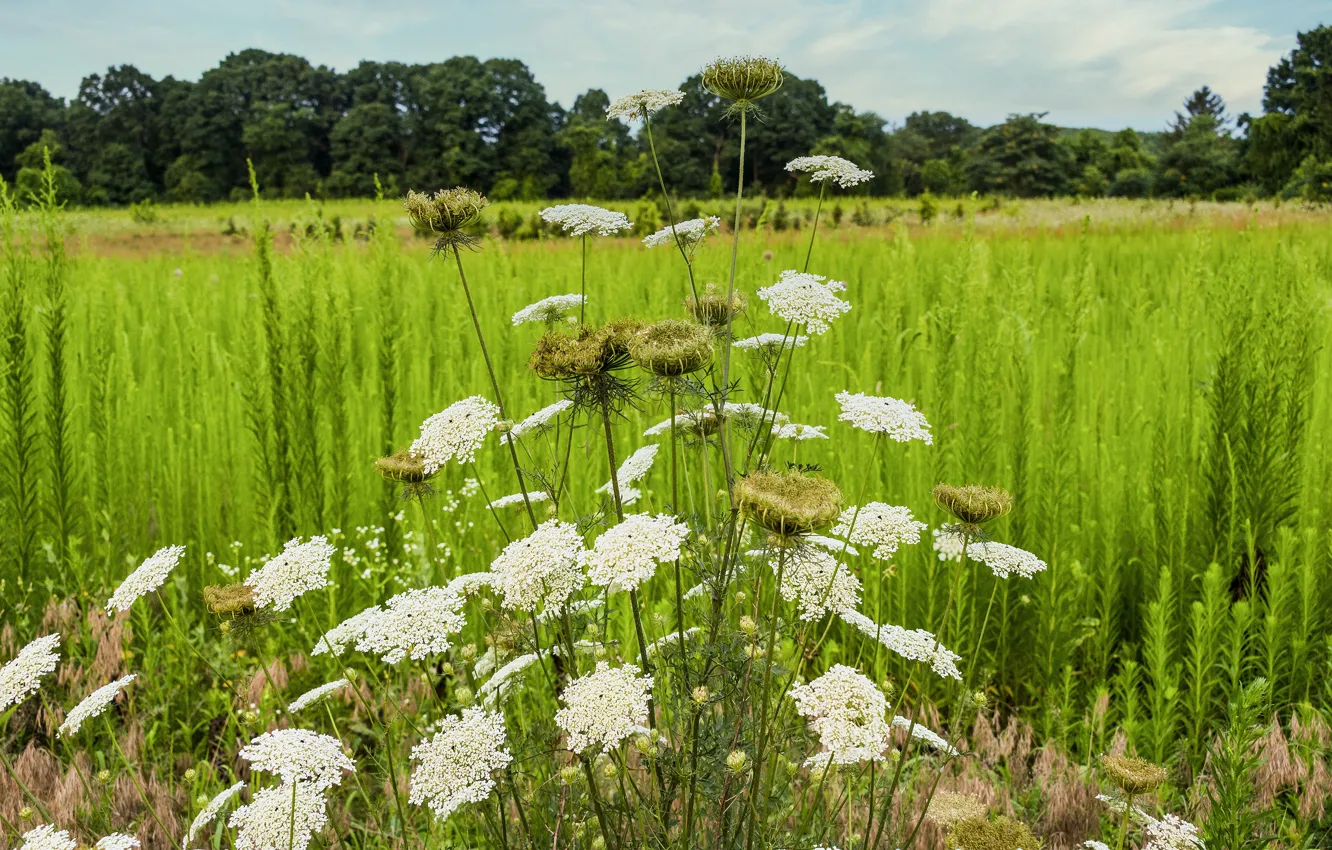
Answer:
top-left (2, 0), bottom-right (1325, 131)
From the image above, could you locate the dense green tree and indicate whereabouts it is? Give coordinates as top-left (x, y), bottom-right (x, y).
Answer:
top-left (0, 79), bottom-right (65, 185)
top-left (559, 89), bottom-right (638, 198)
top-left (966, 113), bottom-right (1076, 197)
top-left (1243, 26), bottom-right (1332, 193)
top-left (1156, 94), bottom-right (1238, 198)
top-left (163, 154), bottom-right (219, 202)
top-left (327, 103), bottom-right (404, 197)
top-left (13, 129), bottom-right (83, 204)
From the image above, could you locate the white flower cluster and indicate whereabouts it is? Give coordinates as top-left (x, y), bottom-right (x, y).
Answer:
top-left (229, 782), bottom-right (328, 850)
top-left (410, 396), bottom-right (502, 474)
top-left (511, 295), bottom-right (585, 327)
top-left (491, 519), bottom-right (586, 612)
top-left (312, 605), bottom-right (382, 657)
top-left (356, 586), bottom-right (467, 663)
top-left (933, 526), bottom-right (966, 562)
top-left (106, 544), bottom-right (185, 613)
top-left (832, 503), bottom-right (926, 560)
top-left (584, 513), bottom-right (690, 592)
top-left (839, 609), bottom-right (962, 680)
top-left (772, 422), bottom-right (828, 440)
top-left (245, 536), bottom-right (334, 611)
top-left (597, 443), bottom-right (659, 498)
top-left (775, 547), bottom-right (862, 621)
top-left (502, 399), bottom-right (572, 441)
top-left (789, 665), bottom-right (891, 766)
top-left (556, 661), bottom-right (653, 754)
top-left (59, 673), bottom-right (136, 737)
top-left (94, 834), bottom-right (139, 850)
top-left (643, 407), bottom-right (716, 437)
top-left (1144, 814), bottom-right (1205, 850)
top-left (757, 270), bottom-right (852, 335)
top-left (288, 679), bottom-right (350, 714)
top-left (535, 597), bottom-right (603, 625)
top-left (239, 728), bottom-right (354, 790)
top-left (733, 332), bottom-right (809, 352)
top-left (966, 541), bottom-right (1048, 579)
top-left (807, 535), bottom-right (859, 556)
top-left (835, 391), bottom-right (933, 444)
top-left (1, 633), bottom-right (61, 711)
top-left (19, 826), bottom-right (77, 850)
top-left (489, 490), bottom-right (551, 510)
top-left (539, 204), bottom-right (632, 237)
top-left (189, 781), bottom-right (247, 842)
top-left (409, 707), bottom-right (513, 821)
top-left (446, 571), bottom-right (497, 597)
top-left (606, 88), bottom-right (685, 121)
top-left (891, 715), bottom-right (958, 756)
top-left (479, 651), bottom-right (545, 707)
top-left (642, 217), bottom-right (721, 249)
top-left (1084, 842), bottom-right (1112, 850)
top-left (785, 155), bottom-right (874, 188)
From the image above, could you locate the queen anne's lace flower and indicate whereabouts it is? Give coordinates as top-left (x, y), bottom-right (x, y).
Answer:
top-left (757, 270), bottom-right (851, 335)
top-left (489, 490), bottom-right (550, 510)
top-left (245, 536), bottom-right (334, 611)
top-left (556, 662), bottom-right (653, 754)
top-left (789, 665), bottom-right (891, 766)
top-left (539, 204), bottom-right (632, 237)
top-left (409, 707), bottom-right (513, 821)
top-left (479, 651), bottom-right (545, 706)
top-left (502, 399), bottom-right (573, 442)
top-left (597, 443), bottom-right (659, 497)
top-left (642, 217), bottom-right (720, 249)
top-left (20, 827), bottom-right (77, 850)
top-left (445, 571), bottom-right (496, 597)
top-left (313, 605), bottom-right (382, 657)
top-left (583, 513), bottom-right (690, 592)
top-left (229, 782), bottom-right (327, 850)
top-left (835, 391), bottom-right (933, 444)
top-left (1144, 814), bottom-right (1204, 850)
top-left (355, 586), bottom-right (467, 663)
top-left (288, 679), bottom-right (350, 714)
top-left (607, 89), bottom-right (685, 121)
top-left (94, 834), bottom-right (139, 850)
top-left (511, 295), bottom-right (585, 327)
top-left (832, 503), bottom-right (926, 560)
top-left (733, 333), bottom-right (809, 352)
top-left (966, 541), bottom-right (1048, 579)
top-left (106, 544), bottom-right (185, 613)
top-left (189, 781), bottom-right (247, 842)
top-left (535, 597), bottom-right (604, 624)
top-left (891, 715), bottom-right (958, 756)
top-left (491, 520), bottom-right (586, 612)
top-left (1, 633), bottom-right (60, 711)
top-left (806, 535), bottom-right (859, 557)
top-left (239, 728), bottom-right (354, 790)
top-left (775, 547), bottom-right (861, 621)
top-left (933, 526), bottom-right (966, 562)
top-left (59, 674), bottom-right (136, 736)
top-left (785, 155), bottom-right (874, 188)
top-left (1084, 842), bottom-right (1112, 850)
top-left (839, 609), bottom-right (962, 680)
top-left (410, 396), bottom-right (501, 474)
top-left (772, 422), bottom-right (828, 440)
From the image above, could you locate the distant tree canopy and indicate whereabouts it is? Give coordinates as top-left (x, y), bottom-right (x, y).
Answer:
top-left (3, 26), bottom-right (1331, 205)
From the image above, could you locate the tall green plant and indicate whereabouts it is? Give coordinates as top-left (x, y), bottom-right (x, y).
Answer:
top-left (1202, 678), bottom-right (1278, 850)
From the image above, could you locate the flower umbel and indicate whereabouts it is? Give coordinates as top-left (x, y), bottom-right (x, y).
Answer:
top-left (106, 544), bottom-right (185, 613)
top-left (189, 781), bottom-right (247, 842)
top-left (410, 396), bottom-right (502, 475)
top-left (239, 728), bottom-right (354, 789)
top-left (355, 586), bottom-right (467, 664)
top-left (831, 503), bottom-right (926, 560)
top-left (245, 536), bottom-right (335, 611)
top-left (583, 513), bottom-right (690, 592)
top-left (967, 541), bottom-right (1048, 580)
top-left (19, 826), bottom-right (77, 850)
top-left (409, 707), bottom-right (513, 821)
top-left (836, 391), bottom-right (933, 443)
top-left (757, 270), bottom-right (851, 335)
top-left (512, 295), bottom-right (585, 327)
top-left (734, 469), bottom-right (842, 538)
top-left (606, 89), bottom-right (685, 122)
top-left (556, 661), bottom-right (654, 754)
top-left (490, 519), bottom-right (586, 612)
top-left (59, 674), bottom-right (136, 737)
top-left (0, 634), bottom-right (61, 711)
top-left (229, 782), bottom-right (328, 850)
top-left (786, 155), bottom-right (875, 188)
top-left (702, 56), bottom-right (785, 105)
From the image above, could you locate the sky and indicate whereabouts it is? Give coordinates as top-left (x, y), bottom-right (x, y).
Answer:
top-left (2, 0), bottom-right (1325, 131)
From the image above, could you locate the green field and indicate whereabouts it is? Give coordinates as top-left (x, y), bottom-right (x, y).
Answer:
top-left (3, 189), bottom-right (1332, 849)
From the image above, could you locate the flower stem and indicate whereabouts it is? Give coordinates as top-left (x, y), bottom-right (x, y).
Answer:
top-left (803, 182), bottom-right (825, 272)
top-left (1115, 793), bottom-right (1135, 850)
top-left (744, 544), bottom-right (786, 850)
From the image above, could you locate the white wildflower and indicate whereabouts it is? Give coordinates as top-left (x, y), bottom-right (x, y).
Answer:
top-left (607, 89), bottom-right (685, 121)
top-left (724, 403), bottom-right (789, 431)
top-left (933, 526), bottom-right (966, 562)
top-left (489, 490), bottom-right (550, 510)
top-left (806, 535), bottom-right (859, 557)
top-left (646, 627), bottom-right (700, 657)
top-left (776, 547), bottom-right (862, 621)
top-left (501, 399), bottom-right (572, 441)
top-left (239, 728), bottom-right (354, 790)
top-left (966, 541), bottom-right (1048, 579)
top-left (491, 520), bottom-right (586, 613)
top-left (409, 707), bottom-right (512, 821)
top-left (535, 597), bottom-right (604, 625)
top-left (94, 834), bottom-right (139, 850)
top-left (1144, 814), bottom-right (1205, 850)
top-left (772, 422), bottom-right (828, 440)
top-left (59, 674), bottom-right (136, 737)
top-left (511, 295), bottom-right (585, 327)
top-left (832, 503), bottom-right (926, 560)
top-left (245, 536), bottom-right (334, 611)
top-left (479, 652), bottom-right (544, 706)
top-left (891, 715), bottom-right (958, 756)
top-left (288, 679), bottom-right (350, 714)
top-left (313, 605), bottom-right (382, 657)
top-left (20, 827), bottom-right (77, 850)
top-left (0, 633), bottom-right (60, 711)
top-left (643, 407), bottom-right (717, 438)
top-left (229, 782), bottom-right (327, 850)
top-left (733, 333), bottom-right (809, 352)
top-left (539, 204), bottom-right (632, 237)
top-left (756, 270), bottom-right (851, 335)
top-left (789, 665), bottom-right (891, 766)
top-left (642, 217), bottom-right (721, 249)
top-left (835, 391), bottom-right (933, 444)
top-left (1084, 843), bottom-right (1112, 850)
top-left (556, 661), bottom-right (653, 754)
top-left (105, 544), bottom-right (185, 613)
top-left (839, 609), bottom-right (962, 680)
top-left (786, 155), bottom-right (874, 188)
top-left (355, 586), bottom-right (467, 663)
top-left (409, 396), bottom-right (501, 474)
top-left (445, 571), bottom-right (496, 597)
top-left (597, 444), bottom-right (659, 497)
top-left (189, 781), bottom-right (247, 842)
top-left (584, 513), bottom-right (690, 592)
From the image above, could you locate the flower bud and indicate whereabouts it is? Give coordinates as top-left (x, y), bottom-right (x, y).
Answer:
top-left (691, 685), bottom-right (710, 705)
top-left (739, 615), bottom-right (757, 635)
top-left (726, 750), bottom-right (749, 773)
top-left (734, 590), bottom-right (747, 603)
top-left (343, 667), bottom-right (358, 681)
top-left (439, 662), bottom-right (454, 677)
top-left (184, 768), bottom-right (197, 782)
top-left (454, 685), bottom-right (474, 704)
top-left (591, 837), bottom-right (606, 850)
top-left (461, 643), bottom-right (477, 660)
top-left (19, 806), bottom-right (34, 821)
top-left (602, 761), bottom-right (618, 778)
top-left (559, 765), bottom-right (582, 785)
top-left (96, 769), bottom-right (112, 785)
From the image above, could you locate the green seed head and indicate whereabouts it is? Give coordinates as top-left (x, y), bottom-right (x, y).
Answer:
top-left (1100, 753), bottom-right (1168, 794)
top-left (925, 792), bottom-right (988, 827)
top-left (403, 188), bottom-right (488, 233)
top-left (685, 283), bottom-right (746, 328)
top-left (630, 319), bottom-right (714, 377)
top-left (203, 583), bottom-right (256, 616)
top-left (529, 318), bottom-right (644, 379)
top-left (734, 469), bottom-right (842, 538)
top-left (375, 450), bottom-right (434, 484)
top-left (948, 815), bottom-right (1041, 850)
top-left (702, 56), bottom-right (785, 104)
top-left (932, 483), bottom-right (1014, 525)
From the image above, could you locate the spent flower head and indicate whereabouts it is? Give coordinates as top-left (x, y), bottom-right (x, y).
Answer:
top-left (409, 707), bottom-right (512, 821)
top-left (410, 396), bottom-right (502, 475)
top-left (702, 56), bottom-right (785, 104)
top-left (925, 791), bottom-right (988, 827)
top-left (685, 283), bottom-right (746, 328)
top-left (630, 319), bottom-right (714, 377)
top-left (491, 519), bottom-right (586, 612)
top-left (836, 391), bottom-right (932, 443)
top-left (59, 674), bottom-right (136, 736)
top-left (606, 89), bottom-right (685, 121)
top-left (734, 469), bottom-right (841, 538)
top-left (757, 270), bottom-right (851, 335)
top-left (239, 728), bottom-right (354, 789)
top-left (556, 661), bottom-right (654, 754)
top-left (932, 484), bottom-right (1013, 525)
top-left (1100, 753), bottom-right (1168, 795)
top-left (404, 188), bottom-right (488, 253)
top-left (0, 634), bottom-right (61, 711)
top-left (245, 536), bottom-right (334, 611)
top-left (583, 513), bottom-right (690, 592)
top-left (947, 815), bottom-right (1039, 850)
top-left (106, 544), bottom-right (185, 613)
top-left (539, 204), bottom-right (632, 237)
top-left (786, 155), bottom-right (874, 188)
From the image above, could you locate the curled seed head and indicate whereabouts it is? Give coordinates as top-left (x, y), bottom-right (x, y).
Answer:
top-left (403, 188), bottom-right (488, 233)
top-left (702, 56), bottom-right (785, 104)
top-left (203, 583), bottom-right (256, 615)
top-left (375, 451), bottom-right (434, 484)
top-left (932, 483), bottom-right (1013, 525)
top-left (685, 283), bottom-right (746, 328)
top-left (947, 815), bottom-right (1039, 850)
top-left (629, 319), bottom-right (714, 377)
top-left (529, 318), bottom-right (644, 379)
top-left (734, 469), bottom-right (842, 538)
top-left (925, 792), bottom-right (988, 827)
top-left (1099, 753), bottom-right (1168, 795)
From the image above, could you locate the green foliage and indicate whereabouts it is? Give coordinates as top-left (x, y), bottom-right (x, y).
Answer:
top-left (1202, 679), bottom-right (1279, 850)
top-left (966, 114), bottom-right (1077, 197)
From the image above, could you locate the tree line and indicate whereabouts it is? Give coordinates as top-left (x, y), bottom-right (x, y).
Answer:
top-left (1, 25), bottom-right (1330, 205)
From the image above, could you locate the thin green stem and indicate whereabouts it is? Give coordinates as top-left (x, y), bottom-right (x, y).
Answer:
top-left (803, 182), bottom-right (826, 273)
top-left (744, 544), bottom-right (786, 850)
